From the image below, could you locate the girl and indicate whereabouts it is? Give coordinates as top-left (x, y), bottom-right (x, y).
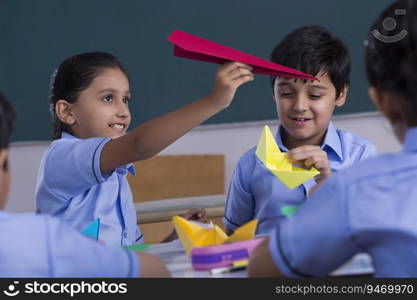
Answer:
top-left (248, 0), bottom-right (417, 277)
top-left (0, 92), bottom-right (169, 277)
top-left (36, 52), bottom-right (254, 246)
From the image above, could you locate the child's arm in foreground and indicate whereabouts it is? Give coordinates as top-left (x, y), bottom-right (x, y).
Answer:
top-left (101, 62), bottom-right (253, 173)
top-left (137, 252), bottom-right (171, 277)
top-left (248, 238), bottom-right (286, 278)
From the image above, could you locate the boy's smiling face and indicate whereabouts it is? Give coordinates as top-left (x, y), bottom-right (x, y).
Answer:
top-left (273, 72), bottom-right (347, 149)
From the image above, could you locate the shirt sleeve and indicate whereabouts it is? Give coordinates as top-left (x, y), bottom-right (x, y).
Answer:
top-left (223, 153), bottom-right (255, 230)
top-left (44, 137), bottom-right (112, 199)
top-left (46, 216), bottom-right (139, 277)
top-left (268, 173), bottom-right (362, 277)
top-left (359, 142), bottom-right (378, 161)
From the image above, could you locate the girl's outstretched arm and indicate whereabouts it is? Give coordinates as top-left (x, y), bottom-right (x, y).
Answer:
top-left (100, 62), bottom-right (253, 173)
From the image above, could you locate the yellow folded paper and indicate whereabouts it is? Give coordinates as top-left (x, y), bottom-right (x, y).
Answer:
top-left (255, 125), bottom-right (320, 189)
top-left (172, 216), bottom-right (258, 256)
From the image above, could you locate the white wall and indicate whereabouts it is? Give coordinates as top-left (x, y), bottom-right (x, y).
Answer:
top-left (7, 142), bottom-right (47, 213)
top-left (6, 112), bottom-right (401, 213)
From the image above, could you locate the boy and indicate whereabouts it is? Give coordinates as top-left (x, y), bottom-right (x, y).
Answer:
top-left (0, 92), bottom-right (169, 277)
top-left (248, 0), bottom-right (417, 278)
top-left (224, 26), bottom-right (377, 235)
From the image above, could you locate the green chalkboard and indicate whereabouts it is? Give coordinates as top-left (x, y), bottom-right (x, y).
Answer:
top-left (0, 0), bottom-right (393, 142)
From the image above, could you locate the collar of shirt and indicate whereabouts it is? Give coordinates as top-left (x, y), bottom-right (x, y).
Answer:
top-left (275, 121), bottom-right (343, 161)
top-left (61, 132), bottom-right (136, 175)
top-left (402, 127), bottom-right (417, 153)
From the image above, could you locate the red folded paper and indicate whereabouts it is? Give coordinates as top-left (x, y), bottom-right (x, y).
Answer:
top-left (168, 30), bottom-right (318, 81)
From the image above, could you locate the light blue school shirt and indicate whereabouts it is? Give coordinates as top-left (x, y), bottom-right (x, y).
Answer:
top-left (224, 122), bottom-right (378, 234)
top-left (269, 127), bottom-right (417, 278)
top-left (0, 212), bottom-right (139, 277)
top-left (35, 133), bottom-right (142, 246)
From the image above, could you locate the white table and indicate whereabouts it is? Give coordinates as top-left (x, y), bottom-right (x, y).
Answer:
top-left (143, 240), bottom-right (374, 278)
top-left (143, 239), bottom-right (246, 278)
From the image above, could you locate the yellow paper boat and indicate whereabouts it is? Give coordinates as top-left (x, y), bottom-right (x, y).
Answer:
top-left (173, 216), bottom-right (258, 256)
top-left (255, 125), bottom-right (320, 189)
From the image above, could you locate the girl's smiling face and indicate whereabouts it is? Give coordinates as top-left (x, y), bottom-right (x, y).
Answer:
top-left (61, 67), bottom-right (132, 139)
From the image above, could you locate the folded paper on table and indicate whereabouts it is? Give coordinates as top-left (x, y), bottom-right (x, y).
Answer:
top-left (168, 30), bottom-right (318, 81)
top-left (281, 205), bottom-right (300, 217)
top-left (172, 216), bottom-right (258, 256)
top-left (256, 125), bottom-right (320, 189)
top-left (123, 244), bottom-right (150, 252)
top-left (192, 238), bottom-right (264, 270)
top-left (81, 218), bottom-right (100, 241)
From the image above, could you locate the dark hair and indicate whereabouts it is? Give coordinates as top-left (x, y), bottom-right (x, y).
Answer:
top-left (270, 26), bottom-right (351, 99)
top-left (366, 0), bottom-right (417, 125)
top-left (49, 52), bottom-right (129, 139)
top-left (0, 92), bottom-right (16, 149)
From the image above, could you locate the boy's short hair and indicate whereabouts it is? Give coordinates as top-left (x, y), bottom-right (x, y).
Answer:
top-left (270, 26), bottom-right (351, 99)
top-left (0, 92), bottom-right (16, 149)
